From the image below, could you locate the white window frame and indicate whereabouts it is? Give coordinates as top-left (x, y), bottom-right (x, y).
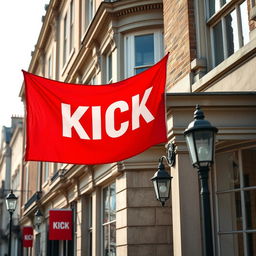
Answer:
top-left (25, 165), bottom-right (29, 202)
top-left (48, 55), bottom-right (52, 79)
top-left (43, 162), bottom-right (49, 184)
top-left (124, 29), bottom-right (164, 78)
top-left (88, 0), bottom-right (95, 23)
top-left (106, 52), bottom-right (113, 84)
top-left (101, 182), bottom-right (116, 256)
top-left (63, 0), bottom-right (75, 67)
top-left (213, 146), bottom-right (256, 256)
top-left (207, 0), bottom-right (250, 67)
top-left (86, 196), bottom-right (93, 256)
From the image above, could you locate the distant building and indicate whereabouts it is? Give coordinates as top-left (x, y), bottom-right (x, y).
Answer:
top-left (0, 116), bottom-right (23, 255)
top-left (18, 0), bottom-right (256, 256)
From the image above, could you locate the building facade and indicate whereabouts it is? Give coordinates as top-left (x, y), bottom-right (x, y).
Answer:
top-left (0, 117), bottom-right (23, 255)
top-left (17, 0), bottom-right (256, 256)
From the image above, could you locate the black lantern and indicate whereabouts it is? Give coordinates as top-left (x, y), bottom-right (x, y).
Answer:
top-left (5, 190), bottom-right (18, 213)
top-left (184, 105), bottom-right (218, 168)
top-left (5, 190), bottom-right (18, 256)
top-left (34, 209), bottom-right (43, 228)
top-left (151, 156), bottom-right (172, 206)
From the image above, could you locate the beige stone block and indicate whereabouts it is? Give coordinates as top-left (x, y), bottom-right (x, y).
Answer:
top-left (127, 226), bottom-right (171, 244)
top-left (127, 187), bottom-right (159, 207)
top-left (116, 227), bottom-right (127, 246)
top-left (127, 207), bottom-right (155, 226)
top-left (156, 244), bottom-right (172, 256)
top-left (116, 245), bottom-right (128, 255)
top-left (116, 208), bottom-right (127, 228)
top-left (128, 245), bottom-right (156, 256)
top-left (126, 170), bottom-right (155, 188)
top-left (116, 189), bottom-right (127, 211)
top-left (156, 207), bottom-right (172, 225)
top-left (116, 172), bottom-right (127, 193)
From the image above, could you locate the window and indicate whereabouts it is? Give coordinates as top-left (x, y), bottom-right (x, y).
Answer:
top-left (106, 52), bottom-right (113, 83)
top-left (88, 0), bottom-right (95, 23)
top-left (48, 55), bottom-right (52, 79)
top-left (89, 76), bottom-right (97, 85)
top-left (214, 147), bottom-right (256, 255)
top-left (207, 0), bottom-right (249, 67)
top-left (25, 165), bottom-right (29, 201)
top-left (43, 162), bottom-right (49, 183)
top-left (37, 162), bottom-right (42, 191)
top-left (63, 0), bottom-right (74, 66)
top-left (86, 197), bottom-right (93, 256)
top-left (102, 183), bottom-right (116, 256)
top-left (125, 30), bottom-right (164, 78)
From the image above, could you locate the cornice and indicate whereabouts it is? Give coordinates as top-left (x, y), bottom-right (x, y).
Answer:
top-left (115, 3), bottom-right (163, 17)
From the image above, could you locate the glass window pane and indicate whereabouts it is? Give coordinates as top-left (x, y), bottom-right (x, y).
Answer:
top-left (225, 9), bottom-right (239, 57)
top-left (242, 148), bottom-right (256, 187)
top-left (219, 233), bottom-right (244, 256)
top-left (247, 233), bottom-right (256, 255)
top-left (110, 222), bottom-right (116, 256)
top-left (110, 183), bottom-right (116, 221)
top-left (218, 192), bottom-right (243, 232)
top-left (107, 53), bottom-right (112, 82)
top-left (213, 21), bottom-right (224, 66)
top-left (240, 1), bottom-right (250, 46)
top-left (103, 187), bottom-right (109, 223)
top-left (216, 152), bottom-right (240, 191)
top-left (135, 34), bottom-right (154, 67)
top-left (244, 190), bottom-right (256, 230)
top-left (103, 225), bottom-right (109, 256)
top-left (208, 0), bottom-right (221, 17)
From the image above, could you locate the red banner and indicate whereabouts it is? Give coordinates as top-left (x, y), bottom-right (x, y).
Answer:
top-left (23, 226), bottom-right (33, 248)
top-left (23, 54), bottom-right (168, 165)
top-left (49, 209), bottom-right (73, 240)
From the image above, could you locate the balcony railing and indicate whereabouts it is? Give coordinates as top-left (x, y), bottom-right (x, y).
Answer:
top-left (51, 169), bottom-right (67, 183)
top-left (24, 191), bottom-right (42, 210)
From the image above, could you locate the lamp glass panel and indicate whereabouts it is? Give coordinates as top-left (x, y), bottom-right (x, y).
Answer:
top-left (153, 179), bottom-right (160, 200)
top-left (185, 132), bottom-right (198, 165)
top-left (158, 179), bottom-right (170, 200)
top-left (194, 130), bottom-right (213, 164)
top-left (34, 215), bottom-right (43, 226)
top-left (6, 198), bottom-right (17, 211)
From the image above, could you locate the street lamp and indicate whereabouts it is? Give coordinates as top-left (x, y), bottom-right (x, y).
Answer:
top-left (184, 105), bottom-right (218, 256)
top-left (151, 156), bottom-right (172, 206)
top-left (34, 209), bottom-right (43, 229)
top-left (5, 190), bottom-right (18, 256)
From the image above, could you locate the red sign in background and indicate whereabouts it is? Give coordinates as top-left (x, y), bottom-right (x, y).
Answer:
top-left (23, 226), bottom-right (33, 248)
top-left (49, 209), bottom-right (73, 240)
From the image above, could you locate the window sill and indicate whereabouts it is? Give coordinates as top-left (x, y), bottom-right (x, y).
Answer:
top-left (192, 37), bottom-right (256, 92)
top-left (61, 48), bottom-right (75, 77)
top-left (42, 180), bottom-right (49, 188)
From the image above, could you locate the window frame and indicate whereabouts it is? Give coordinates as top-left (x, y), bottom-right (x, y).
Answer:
top-left (206, 0), bottom-right (250, 68)
top-left (43, 162), bottom-right (50, 185)
top-left (101, 182), bottom-right (116, 256)
top-left (62, 0), bottom-right (75, 67)
top-left (213, 146), bottom-right (256, 255)
top-left (124, 29), bottom-right (164, 78)
top-left (106, 51), bottom-right (113, 84)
